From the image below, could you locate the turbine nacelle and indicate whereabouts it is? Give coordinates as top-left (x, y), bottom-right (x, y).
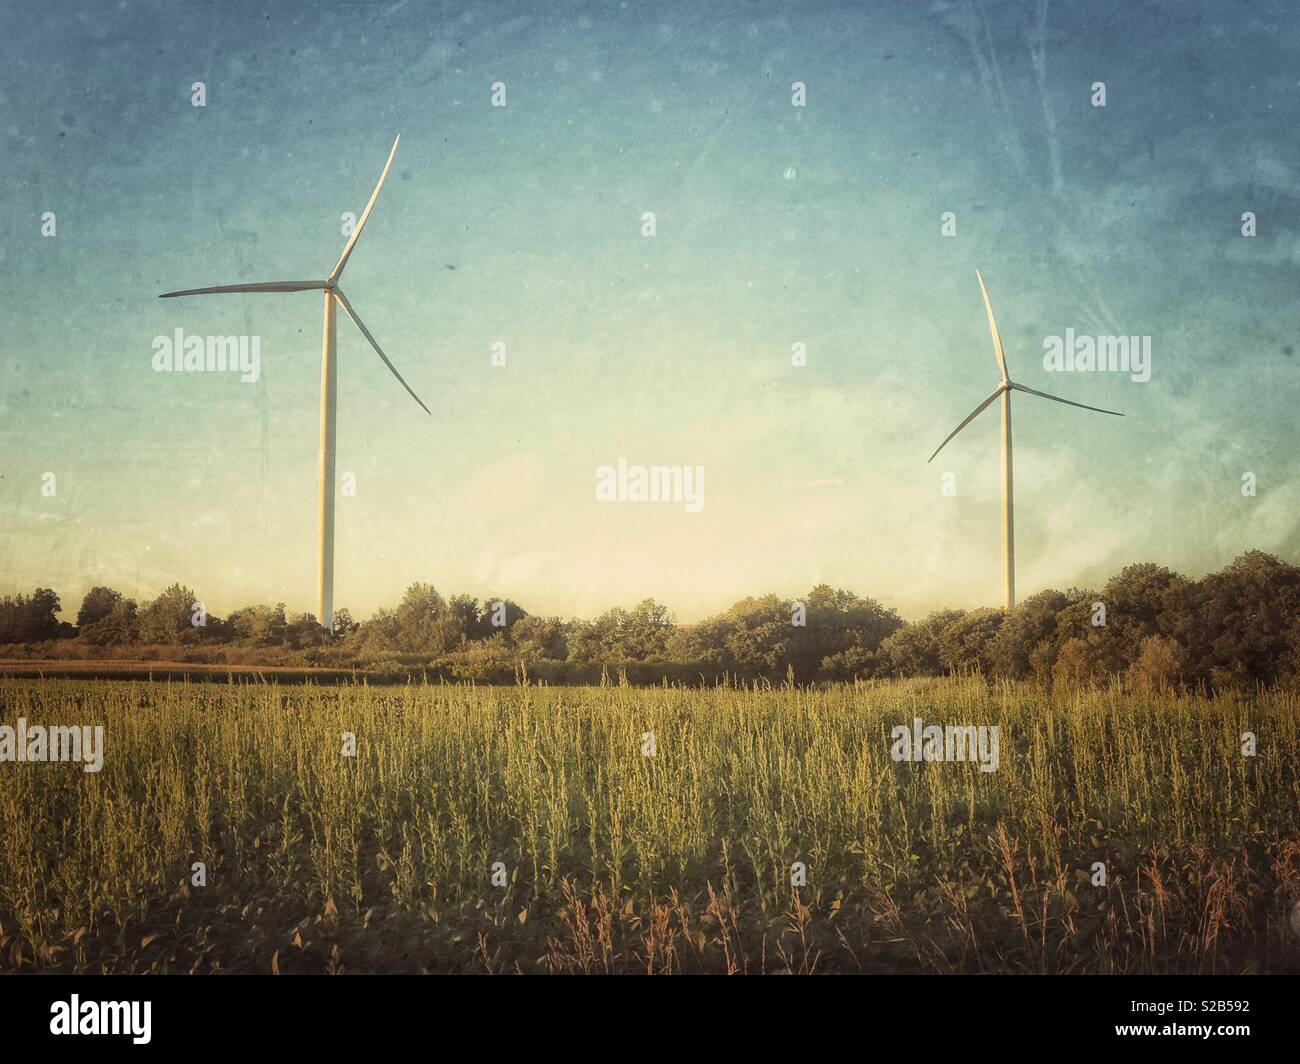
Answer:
top-left (157, 134), bottom-right (426, 415)
top-left (927, 270), bottom-right (1127, 612)
top-left (927, 270), bottom-right (1123, 465)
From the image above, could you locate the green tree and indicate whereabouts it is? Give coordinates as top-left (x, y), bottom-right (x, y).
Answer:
top-left (1128, 635), bottom-right (1184, 692)
top-left (446, 633), bottom-right (517, 679)
top-left (228, 603), bottom-right (288, 645)
top-left (474, 596), bottom-right (527, 639)
top-left (79, 599), bottom-right (139, 646)
top-left (1051, 636), bottom-right (1109, 691)
top-left (446, 595), bottom-right (482, 637)
top-left (621, 599), bottom-right (675, 660)
top-left (936, 607), bottom-right (1004, 674)
top-left (881, 609), bottom-right (965, 677)
top-left (1165, 551), bottom-right (1300, 686)
top-left (510, 615), bottom-right (568, 662)
top-left (77, 586), bottom-right (125, 628)
top-left (816, 645), bottom-right (887, 681)
top-left (794, 585), bottom-right (903, 682)
top-left (567, 607), bottom-right (630, 664)
top-left (138, 584), bottom-right (201, 644)
top-left (0, 589), bottom-right (64, 643)
top-left (720, 595), bottom-right (795, 676)
top-left (285, 612), bottom-right (328, 649)
top-left (986, 590), bottom-right (1069, 679)
top-left (392, 582), bottom-right (461, 654)
top-left (1099, 563), bottom-right (1189, 667)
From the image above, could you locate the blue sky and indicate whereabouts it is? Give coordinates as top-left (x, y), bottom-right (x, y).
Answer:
top-left (1, 0), bottom-right (1297, 622)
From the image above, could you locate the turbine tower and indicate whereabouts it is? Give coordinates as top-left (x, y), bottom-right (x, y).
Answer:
top-left (160, 136), bottom-right (429, 632)
top-left (928, 270), bottom-right (1124, 611)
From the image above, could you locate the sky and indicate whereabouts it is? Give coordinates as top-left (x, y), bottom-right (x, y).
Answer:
top-left (1, 0), bottom-right (1298, 624)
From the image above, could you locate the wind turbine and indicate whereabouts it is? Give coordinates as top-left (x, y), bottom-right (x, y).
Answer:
top-left (160, 135), bottom-right (429, 633)
top-left (928, 270), bottom-right (1123, 611)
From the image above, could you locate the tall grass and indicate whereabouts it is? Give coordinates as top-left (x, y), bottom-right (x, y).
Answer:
top-left (0, 676), bottom-right (1295, 973)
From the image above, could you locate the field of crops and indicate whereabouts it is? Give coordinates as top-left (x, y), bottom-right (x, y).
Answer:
top-left (0, 676), bottom-right (1296, 974)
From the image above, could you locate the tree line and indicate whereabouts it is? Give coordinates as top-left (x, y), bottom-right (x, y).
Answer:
top-left (1, 550), bottom-right (1297, 689)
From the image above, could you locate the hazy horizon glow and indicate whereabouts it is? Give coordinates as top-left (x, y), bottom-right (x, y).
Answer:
top-left (2, 1), bottom-right (1298, 625)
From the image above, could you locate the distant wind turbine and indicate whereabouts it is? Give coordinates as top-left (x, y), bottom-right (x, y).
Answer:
top-left (928, 271), bottom-right (1124, 611)
top-left (161, 135), bottom-right (428, 632)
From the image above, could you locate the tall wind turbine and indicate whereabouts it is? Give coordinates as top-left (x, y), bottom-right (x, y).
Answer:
top-left (928, 270), bottom-right (1123, 611)
top-left (160, 135), bottom-right (429, 632)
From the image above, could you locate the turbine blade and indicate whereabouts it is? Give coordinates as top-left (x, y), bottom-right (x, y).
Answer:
top-left (334, 289), bottom-right (430, 415)
top-left (330, 135), bottom-right (401, 281)
top-left (976, 269), bottom-right (1011, 383)
top-left (1010, 382), bottom-right (1124, 416)
top-left (927, 385), bottom-right (1006, 463)
top-left (160, 281), bottom-right (326, 297)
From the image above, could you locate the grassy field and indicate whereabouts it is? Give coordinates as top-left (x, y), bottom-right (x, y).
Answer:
top-left (0, 676), bottom-right (1296, 974)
